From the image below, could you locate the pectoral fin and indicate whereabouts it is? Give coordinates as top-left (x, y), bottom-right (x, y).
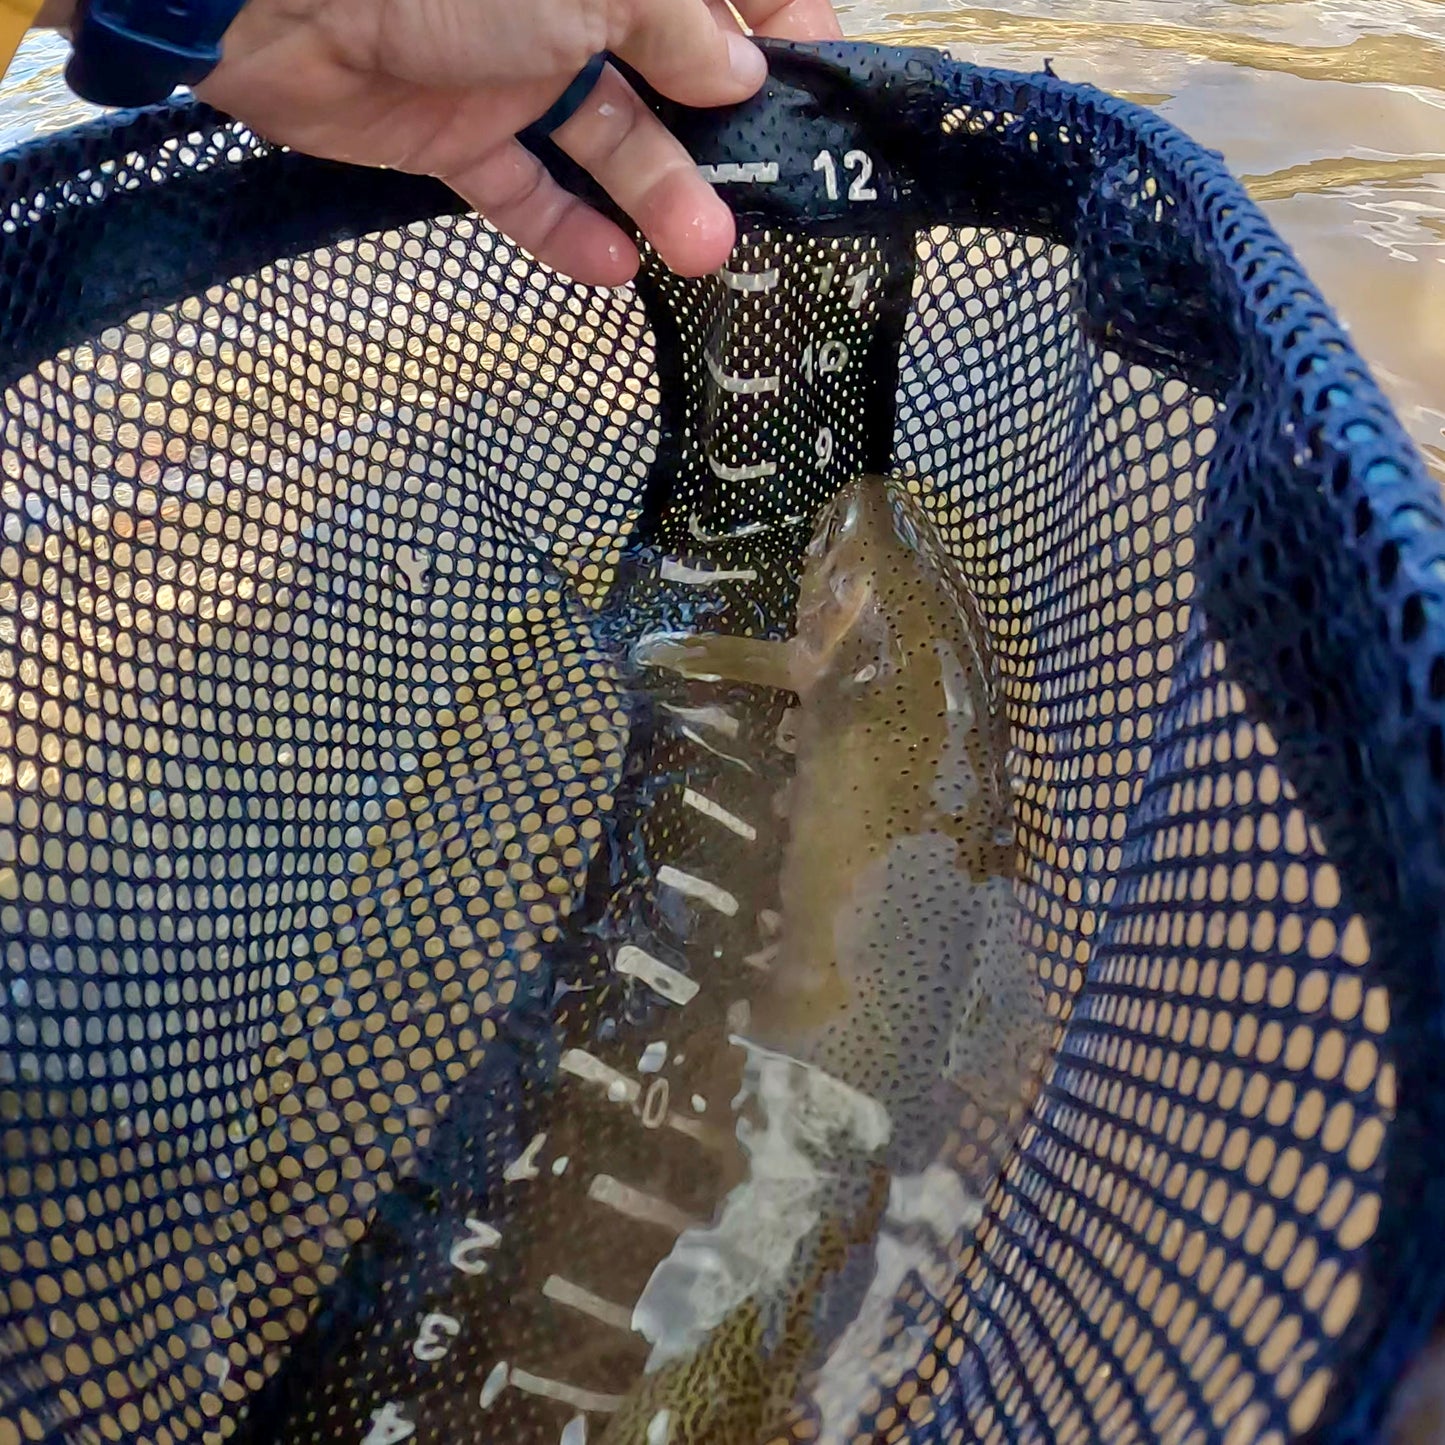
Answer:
top-left (634, 631), bottom-right (797, 692)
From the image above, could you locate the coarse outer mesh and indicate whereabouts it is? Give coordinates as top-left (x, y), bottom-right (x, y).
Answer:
top-left (2, 39), bottom-right (1444, 1445)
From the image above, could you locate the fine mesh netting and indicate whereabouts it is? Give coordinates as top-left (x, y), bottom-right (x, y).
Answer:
top-left (3, 38), bottom-right (1445, 1445)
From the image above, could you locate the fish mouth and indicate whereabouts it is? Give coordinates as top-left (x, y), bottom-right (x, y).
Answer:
top-left (795, 572), bottom-right (874, 672)
top-left (790, 481), bottom-right (886, 683)
top-left (806, 473), bottom-right (934, 554)
top-left (803, 476), bottom-right (878, 560)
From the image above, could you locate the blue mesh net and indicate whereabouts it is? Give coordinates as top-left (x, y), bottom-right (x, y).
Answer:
top-left (1, 39), bottom-right (1442, 1445)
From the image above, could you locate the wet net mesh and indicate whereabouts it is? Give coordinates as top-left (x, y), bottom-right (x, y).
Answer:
top-left (3, 39), bottom-right (1445, 1445)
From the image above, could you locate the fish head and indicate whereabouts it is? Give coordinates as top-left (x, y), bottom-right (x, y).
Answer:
top-left (791, 476), bottom-right (886, 687)
top-left (792, 474), bottom-right (986, 702)
top-left (783, 473), bottom-right (1017, 887)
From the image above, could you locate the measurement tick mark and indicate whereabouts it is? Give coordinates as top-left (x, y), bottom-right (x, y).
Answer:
top-left (683, 788), bottom-right (757, 841)
top-left (705, 353), bottom-right (780, 396)
top-left (697, 161), bottom-right (779, 185)
top-left (614, 945), bottom-right (699, 1006)
top-left (657, 864), bottom-right (740, 916)
top-left (543, 1275), bottom-right (636, 1334)
top-left (588, 1174), bottom-right (698, 1233)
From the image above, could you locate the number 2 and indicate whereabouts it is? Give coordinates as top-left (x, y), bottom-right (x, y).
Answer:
top-left (449, 1218), bottom-right (502, 1276)
top-left (812, 149), bottom-right (878, 203)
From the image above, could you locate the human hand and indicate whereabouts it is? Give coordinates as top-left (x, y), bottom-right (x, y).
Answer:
top-left (166, 0), bottom-right (843, 287)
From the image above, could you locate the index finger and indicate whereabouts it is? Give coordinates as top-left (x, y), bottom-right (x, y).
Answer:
top-left (733, 0), bottom-right (845, 40)
top-left (552, 64), bottom-right (738, 277)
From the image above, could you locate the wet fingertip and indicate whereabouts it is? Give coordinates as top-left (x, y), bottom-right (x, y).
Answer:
top-left (725, 32), bottom-right (768, 91)
top-left (537, 232), bottom-right (639, 290)
top-left (600, 237), bottom-right (643, 287)
top-left (573, 236), bottom-right (641, 289)
top-left (651, 189), bottom-right (736, 278)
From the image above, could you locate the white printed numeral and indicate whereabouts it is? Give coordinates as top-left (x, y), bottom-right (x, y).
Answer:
top-left (816, 427), bottom-right (834, 470)
top-left (362, 1402), bottom-right (415, 1445)
top-left (448, 1218), bottom-right (502, 1276)
top-left (812, 149), bottom-right (879, 203)
top-left (801, 339), bottom-right (849, 380)
top-left (411, 1312), bottom-right (461, 1362)
top-left (811, 265), bottom-right (873, 311)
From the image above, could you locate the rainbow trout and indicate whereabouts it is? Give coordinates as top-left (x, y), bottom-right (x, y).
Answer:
top-left (605, 475), bottom-right (1050, 1444)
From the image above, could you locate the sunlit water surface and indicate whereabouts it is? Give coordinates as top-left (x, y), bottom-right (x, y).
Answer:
top-left (840, 0), bottom-right (1445, 477)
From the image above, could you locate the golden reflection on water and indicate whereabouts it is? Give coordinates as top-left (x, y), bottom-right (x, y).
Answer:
top-left (0, 31), bottom-right (94, 147)
top-left (838, 0), bottom-right (1445, 478)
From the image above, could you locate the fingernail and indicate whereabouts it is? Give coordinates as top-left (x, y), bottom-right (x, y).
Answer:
top-left (726, 32), bottom-right (767, 89)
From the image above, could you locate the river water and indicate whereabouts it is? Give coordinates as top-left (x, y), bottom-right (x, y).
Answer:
top-left (3, 8), bottom-right (1441, 470)
top-left (838, 0), bottom-right (1445, 478)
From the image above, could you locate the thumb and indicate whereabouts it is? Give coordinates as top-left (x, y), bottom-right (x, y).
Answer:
top-left (610, 0), bottom-right (769, 108)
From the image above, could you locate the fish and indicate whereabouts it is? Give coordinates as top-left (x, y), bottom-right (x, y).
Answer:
top-left (598, 473), bottom-right (1052, 1444)
top-left (1384, 1328), bottom-right (1445, 1445)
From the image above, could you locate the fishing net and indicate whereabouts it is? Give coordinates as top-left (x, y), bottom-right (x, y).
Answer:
top-left (3, 37), bottom-right (1444, 1445)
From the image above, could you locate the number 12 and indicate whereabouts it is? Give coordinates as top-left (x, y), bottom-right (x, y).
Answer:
top-left (813, 150), bottom-right (878, 203)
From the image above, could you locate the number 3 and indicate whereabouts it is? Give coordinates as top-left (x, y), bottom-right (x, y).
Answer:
top-left (412, 1312), bottom-right (461, 1362)
top-left (812, 149), bottom-right (879, 203)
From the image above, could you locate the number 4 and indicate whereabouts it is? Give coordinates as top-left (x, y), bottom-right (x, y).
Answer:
top-left (812, 149), bottom-right (878, 203)
top-left (362, 1402), bottom-right (415, 1445)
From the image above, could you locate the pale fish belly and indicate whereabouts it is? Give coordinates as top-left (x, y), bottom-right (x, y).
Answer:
top-left (629, 1039), bottom-right (892, 1373)
top-left (769, 830), bottom-right (1028, 1168)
